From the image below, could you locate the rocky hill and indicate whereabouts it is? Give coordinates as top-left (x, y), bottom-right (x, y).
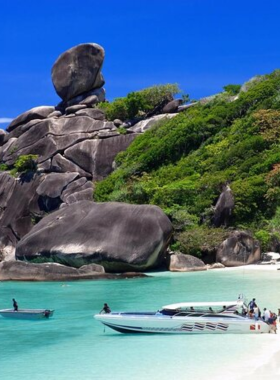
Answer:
top-left (94, 70), bottom-right (280, 266)
top-left (0, 43), bottom-right (182, 279)
top-left (1, 43), bottom-right (279, 280)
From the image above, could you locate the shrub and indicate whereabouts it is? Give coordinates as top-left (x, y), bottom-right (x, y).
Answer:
top-left (269, 207), bottom-right (280, 229)
top-left (175, 227), bottom-right (228, 258)
top-left (117, 127), bottom-right (127, 135)
top-left (254, 230), bottom-right (271, 252)
top-left (165, 207), bottom-right (199, 232)
top-left (99, 98), bottom-right (128, 121)
top-left (0, 163), bottom-right (8, 171)
top-left (100, 84), bottom-right (181, 121)
top-left (14, 155), bottom-right (38, 173)
top-left (253, 109), bottom-right (280, 142)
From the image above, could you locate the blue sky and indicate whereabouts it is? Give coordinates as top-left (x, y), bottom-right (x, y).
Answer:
top-left (1, 0), bottom-right (280, 129)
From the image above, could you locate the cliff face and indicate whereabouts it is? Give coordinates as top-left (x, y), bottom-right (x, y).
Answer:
top-left (0, 43), bottom-right (175, 276)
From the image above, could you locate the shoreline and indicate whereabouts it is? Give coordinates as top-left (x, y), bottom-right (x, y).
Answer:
top-left (222, 263), bottom-right (280, 379)
top-left (223, 263), bottom-right (280, 271)
top-left (237, 323), bottom-right (280, 380)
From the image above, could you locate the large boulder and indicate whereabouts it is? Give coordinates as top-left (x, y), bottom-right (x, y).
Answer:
top-left (51, 153), bottom-right (92, 178)
top-left (64, 134), bottom-right (136, 180)
top-left (35, 172), bottom-right (82, 212)
top-left (0, 261), bottom-right (148, 281)
top-left (0, 129), bottom-right (7, 145)
top-left (51, 43), bottom-right (105, 101)
top-left (162, 99), bottom-right (183, 113)
top-left (0, 227), bottom-right (17, 261)
top-left (169, 253), bottom-right (207, 272)
top-left (216, 231), bottom-right (261, 266)
top-left (65, 87), bottom-right (106, 107)
top-left (0, 171), bottom-right (94, 247)
top-left (212, 184), bottom-right (234, 227)
top-left (0, 172), bottom-right (43, 239)
top-left (16, 201), bottom-right (173, 272)
top-left (0, 261), bottom-right (105, 281)
top-left (6, 106), bottom-right (55, 132)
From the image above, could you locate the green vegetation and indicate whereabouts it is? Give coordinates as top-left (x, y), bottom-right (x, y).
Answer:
top-left (99, 84), bottom-right (182, 121)
top-left (14, 155), bottom-right (38, 173)
top-left (0, 163), bottom-right (8, 171)
top-left (95, 70), bottom-right (280, 256)
top-left (117, 127), bottom-right (127, 135)
top-left (1, 155), bottom-right (38, 175)
top-left (223, 84), bottom-right (241, 95)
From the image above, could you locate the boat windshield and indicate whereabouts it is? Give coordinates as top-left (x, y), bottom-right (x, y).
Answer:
top-left (160, 302), bottom-right (247, 316)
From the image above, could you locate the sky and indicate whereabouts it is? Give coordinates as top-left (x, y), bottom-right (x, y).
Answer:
top-left (1, 0), bottom-right (280, 130)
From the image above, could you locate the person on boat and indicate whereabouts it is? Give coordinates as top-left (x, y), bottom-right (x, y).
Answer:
top-left (12, 299), bottom-right (18, 311)
top-left (100, 303), bottom-right (111, 314)
top-left (263, 308), bottom-right (271, 322)
top-left (248, 298), bottom-right (256, 310)
top-left (268, 312), bottom-right (277, 334)
top-left (253, 305), bottom-right (259, 321)
top-left (248, 309), bottom-right (254, 318)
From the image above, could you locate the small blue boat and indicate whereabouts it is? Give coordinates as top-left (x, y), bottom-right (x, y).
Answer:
top-left (0, 309), bottom-right (54, 320)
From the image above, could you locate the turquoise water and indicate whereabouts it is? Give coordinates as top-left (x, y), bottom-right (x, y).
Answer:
top-left (1, 268), bottom-right (280, 380)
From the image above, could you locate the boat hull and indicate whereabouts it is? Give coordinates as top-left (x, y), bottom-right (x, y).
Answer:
top-left (0, 309), bottom-right (54, 320)
top-left (94, 313), bottom-right (271, 334)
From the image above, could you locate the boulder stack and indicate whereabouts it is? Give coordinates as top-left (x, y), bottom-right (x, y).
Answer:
top-left (0, 42), bottom-right (177, 276)
top-left (51, 43), bottom-right (105, 104)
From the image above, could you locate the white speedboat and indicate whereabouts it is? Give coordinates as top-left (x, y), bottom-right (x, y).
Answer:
top-left (0, 309), bottom-right (54, 320)
top-left (94, 298), bottom-right (271, 334)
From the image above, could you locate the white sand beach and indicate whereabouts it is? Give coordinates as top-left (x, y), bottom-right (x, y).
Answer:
top-left (236, 327), bottom-right (280, 380)
top-left (225, 262), bottom-right (280, 271)
top-left (227, 263), bottom-right (280, 380)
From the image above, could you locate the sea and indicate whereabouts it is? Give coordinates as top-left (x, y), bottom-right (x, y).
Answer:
top-left (1, 267), bottom-right (280, 380)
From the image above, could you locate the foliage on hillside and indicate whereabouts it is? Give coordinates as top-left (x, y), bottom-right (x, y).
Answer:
top-left (98, 84), bottom-right (182, 120)
top-left (95, 71), bottom-right (280, 255)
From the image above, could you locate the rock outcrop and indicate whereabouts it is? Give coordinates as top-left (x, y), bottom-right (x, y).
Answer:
top-left (0, 261), bottom-right (148, 281)
top-left (169, 253), bottom-right (207, 272)
top-left (51, 43), bottom-right (105, 102)
top-left (212, 184), bottom-right (234, 227)
top-left (127, 114), bottom-right (177, 133)
top-left (0, 42), bottom-right (180, 277)
top-left (216, 231), bottom-right (261, 266)
top-left (206, 262), bottom-right (225, 270)
top-left (16, 201), bottom-right (173, 272)
top-left (261, 252), bottom-right (280, 264)
top-left (162, 99), bottom-right (183, 113)
top-left (0, 129), bottom-right (7, 145)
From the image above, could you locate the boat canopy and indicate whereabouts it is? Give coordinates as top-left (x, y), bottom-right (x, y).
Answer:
top-left (162, 301), bottom-right (243, 310)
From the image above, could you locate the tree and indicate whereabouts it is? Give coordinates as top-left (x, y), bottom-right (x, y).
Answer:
top-left (223, 84), bottom-right (241, 95)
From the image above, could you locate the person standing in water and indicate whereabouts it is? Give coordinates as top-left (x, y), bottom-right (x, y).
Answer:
top-left (12, 299), bottom-right (18, 311)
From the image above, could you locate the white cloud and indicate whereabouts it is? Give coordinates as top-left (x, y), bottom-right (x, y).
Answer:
top-left (0, 118), bottom-right (13, 123)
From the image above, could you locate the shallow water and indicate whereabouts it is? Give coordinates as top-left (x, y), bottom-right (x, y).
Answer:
top-left (1, 268), bottom-right (279, 380)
